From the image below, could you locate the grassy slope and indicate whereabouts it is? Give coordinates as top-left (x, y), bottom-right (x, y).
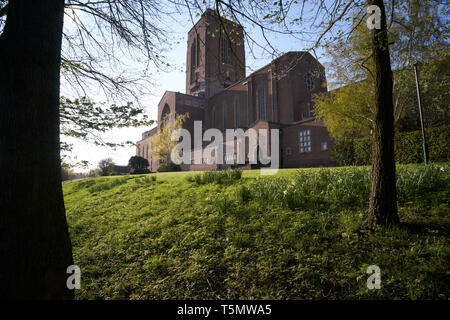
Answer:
top-left (63, 164), bottom-right (449, 299)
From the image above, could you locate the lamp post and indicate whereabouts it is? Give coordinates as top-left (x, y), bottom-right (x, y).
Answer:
top-left (413, 62), bottom-right (429, 165)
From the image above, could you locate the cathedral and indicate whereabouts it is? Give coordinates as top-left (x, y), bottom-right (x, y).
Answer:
top-left (136, 9), bottom-right (335, 171)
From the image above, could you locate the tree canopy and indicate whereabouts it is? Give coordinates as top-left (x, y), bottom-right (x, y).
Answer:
top-left (313, 0), bottom-right (449, 140)
top-left (128, 155), bottom-right (149, 171)
top-left (98, 157), bottom-right (115, 176)
top-left (148, 112), bottom-right (188, 165)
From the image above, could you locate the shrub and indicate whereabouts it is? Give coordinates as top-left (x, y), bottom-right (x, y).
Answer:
top-left (135, 175), bottom-right (156, 184)
top-left (237, 185), bottom-right (252, 203)
top-left (330, 137), bottom-right (356, 166)
top-left (132, 168), bottom-right (150, 174)
top-left (193, 174), bottom-right (202, 184)
top-left (128, 156), bottom-right (149, 172)
top-left (157, 162), bottom-right (181, 172)
top-left (186, 169), bottom-right (243, 185)
top-left (353, 138), bottom-right (372, 166)
top-left (337, 125), bottom-right (449, 165)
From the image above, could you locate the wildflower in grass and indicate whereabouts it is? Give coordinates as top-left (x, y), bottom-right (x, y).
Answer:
top-left (291, 180), bottom-right (296, 186)
top-left (205, 197), bottom-right (210, 201)
top-left (283, 190), bottom-right (288, 195)
top-left (441, 167), bottom-right (445, 172)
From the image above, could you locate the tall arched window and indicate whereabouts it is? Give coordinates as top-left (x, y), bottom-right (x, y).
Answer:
top-left (304, 72), bottom-right (315, 91)
top-left (257, 86), bottom-right (266, 120)
top-left (221, 36), bottom-right (233, 65)
top-left (196, 37), bottom-right (200, 66)
top-left (234, 97), bottom-right (240, 128)
top-left (190, 39), bottom-right (197, 83)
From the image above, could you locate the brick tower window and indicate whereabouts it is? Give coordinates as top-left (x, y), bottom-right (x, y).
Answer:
top-left (257, 86), bottom-right (266, 120)
top-left (190, 39), bottom-right (197, 83)
top-left (221, 37), bottom-right (233, 65)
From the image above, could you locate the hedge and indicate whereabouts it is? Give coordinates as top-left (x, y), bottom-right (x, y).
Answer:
top-left (341, 125), bottom-right (449, 165)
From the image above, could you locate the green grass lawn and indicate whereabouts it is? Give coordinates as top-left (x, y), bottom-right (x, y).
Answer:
top-left (63, 164), bottom-right (449, 299)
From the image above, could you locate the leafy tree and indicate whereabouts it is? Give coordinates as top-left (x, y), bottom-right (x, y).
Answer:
top-left (128, 156), bottom-right (149, 173)
top-left (367, 0), bottom-right (399, 227)
top-left (313, 2), bottom-right (449, 141)
top-left (98, 158), bottom-right (115, 176)
top-left (148, 112), bottom-right (189, 165)
top-left (185, 0), bottom-right (403, 227)
top-left (60, 97), bottom-right (154, 155)
top-left (87, 168), bottom-right (101, 177)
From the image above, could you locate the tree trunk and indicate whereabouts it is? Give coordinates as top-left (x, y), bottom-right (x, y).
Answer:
top-left (367, 0), bottom-right (400, 227)
top-left (0, 0), bottom-right (74, 299)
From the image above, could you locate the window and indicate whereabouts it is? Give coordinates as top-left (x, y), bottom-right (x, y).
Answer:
top-left (302, 102), bottom-right (313, 119)
top-left (223, 103), bottom-right (227, 129)
top-left (221, 36), bottom-right (233, 65)
top-left (190, 39), bottom-right (197, 82)
top-left (286, 147), bottom-right (292, 156)
top-left (321, 142), bottom-right (328, 151)
top-left (304, 72), bottom-right (315, 91)
top-left (257, 86), bottom-right (266, 120)
top-left (234, 98), bottom-right (240, 127)
top-left (196, 37), bottom-right (200, 66)
top-left (299, 129), bottom-right (311, 153)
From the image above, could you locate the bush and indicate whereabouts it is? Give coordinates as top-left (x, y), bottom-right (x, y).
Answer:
top-left (330, 137), bottom-right (356, 166)
top-left (336, 125), bottom-right (450, 165)
top-left (157, 162), bottom-right (181, 172)
top-left (187, 169), bottom-right (243, 185)
top-left (132, 168), bottom-right (150, 174)
top-left (353, 138), bottom-right (372, 166)
top-left (128, 156), bottom-right (149, 172)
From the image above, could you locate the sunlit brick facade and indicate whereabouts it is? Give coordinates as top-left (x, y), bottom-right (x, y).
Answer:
top-left (137, 9), bottom-right (336, 171)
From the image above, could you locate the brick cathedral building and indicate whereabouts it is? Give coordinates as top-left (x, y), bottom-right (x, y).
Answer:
top-left (136, 9), bottom-right (335, 171)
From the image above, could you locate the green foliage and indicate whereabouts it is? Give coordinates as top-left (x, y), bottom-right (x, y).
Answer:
top-left (314, 2), bottom-right (449, 142)
top-left (132, 168), bottom-right (150, 174)
top-left (330, 137), bottom-right (355, 166)
top-left (60, 97), bottom-right (154, 154)
top-left (98, 158), bottom-right (115, 176)
top-left (353, 138), bottom-right (372, 166)
top-left (63, 164), bottom-right (449, 299)
top-left (149, 112), bottom-right (188, 164)
top-left (157, 162), bottom-right (181, 172)
top-left (349, 125), bottom-right (450, 165)
top-left (128, 155), bottom-right (149, 174)
top-left (186, 169), bottom-right (243, 185)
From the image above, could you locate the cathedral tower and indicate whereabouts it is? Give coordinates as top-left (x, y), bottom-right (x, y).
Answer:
top-left (186, 9), bottom-right (246, 98)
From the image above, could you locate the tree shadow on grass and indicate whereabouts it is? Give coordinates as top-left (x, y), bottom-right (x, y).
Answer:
top-left (399, 220), bottom-right (450, 238)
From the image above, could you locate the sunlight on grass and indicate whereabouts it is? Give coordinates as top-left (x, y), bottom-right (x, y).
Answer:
top-left (63, 164), bottom-right (449, 300)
